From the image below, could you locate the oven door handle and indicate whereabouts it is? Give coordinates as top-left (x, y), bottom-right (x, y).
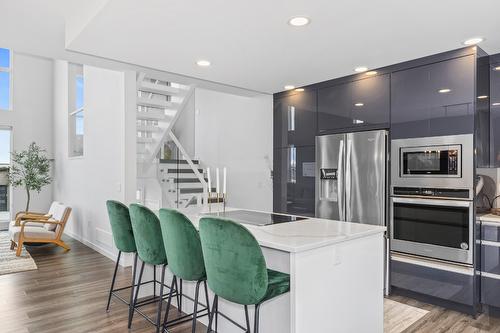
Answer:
top-left (391, 196), bottom-right (472, 207)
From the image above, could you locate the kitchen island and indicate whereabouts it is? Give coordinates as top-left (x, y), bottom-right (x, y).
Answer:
top-left (145, 207), bottom-right (386, 333)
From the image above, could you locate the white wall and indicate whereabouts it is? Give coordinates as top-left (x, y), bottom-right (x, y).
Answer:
top-left (194, 88), bottom-right (273, 211)
top-left (0, 53), bottom-right (54, 215)
top-left (53, 61), bottom-right (135, 259)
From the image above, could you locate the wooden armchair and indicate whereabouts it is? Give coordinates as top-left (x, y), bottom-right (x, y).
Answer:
top-left (9, 203), bottom-right (72, 256)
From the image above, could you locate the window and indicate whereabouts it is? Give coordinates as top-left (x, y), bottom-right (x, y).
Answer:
top-left (0, 48), bottom-right (11, 111)
top-left (68, 64), bottom-right (84, 157)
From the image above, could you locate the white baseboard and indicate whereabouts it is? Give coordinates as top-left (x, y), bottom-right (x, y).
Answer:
top-left (63, 230), bottom-right (131, 267)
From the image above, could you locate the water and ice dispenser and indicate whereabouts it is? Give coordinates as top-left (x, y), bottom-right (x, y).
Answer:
top-left (319, 168), bottom-right (338, 202)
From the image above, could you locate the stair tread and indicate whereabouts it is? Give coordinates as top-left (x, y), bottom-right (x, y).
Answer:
top-left (160, 159), bottom-right (199, 164)
top-left (174, 178), bottom-right (208, 183)
top-left (180, 188), bottom-right (215, 194)
top-left (167, 169), bottom-right (204, 173)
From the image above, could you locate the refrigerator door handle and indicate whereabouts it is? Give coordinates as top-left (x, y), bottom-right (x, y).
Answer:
top-left (338, 140), bottom-right (345, 221)
top-left (345, 138), bottom-right (352, 221)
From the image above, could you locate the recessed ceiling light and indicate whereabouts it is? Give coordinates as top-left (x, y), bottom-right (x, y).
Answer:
top-left (494, 66), bottom-right (500, 71)
top-left (295, 88), bottom-right (305, 92)
top-left (284, 85), bottom-right (295, 90)
top-left (463, 37), bottom-right (484, 46)
top-left (366, 71), bottom-right (378, 76)
top-left (196, 60), bottom-right (211, 67)
top-left (354, 102), bottom-right (364, 107)
top-left (288, 16), bottom-right (310, 27)
top-left (493, 102), bottom-right (500, 106)
top-left (354, 66), bottom-right (368, 73)
top-left (438, 88), bottom-right (451, 94)
top-left (477, 95), bottom-right (489, 99)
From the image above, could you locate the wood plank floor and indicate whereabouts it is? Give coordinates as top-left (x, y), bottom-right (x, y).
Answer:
top-left (2, 235), bottom-right (500, 333)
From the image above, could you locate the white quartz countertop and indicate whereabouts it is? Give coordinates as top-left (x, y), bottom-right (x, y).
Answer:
top-left (478, 213), bottom-right (500, 225)
top-left (178, 207), bottom-right (386, 253)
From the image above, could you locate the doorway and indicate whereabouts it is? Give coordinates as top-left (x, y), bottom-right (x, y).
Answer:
top-left (0, 128), bottom-right (11, 230)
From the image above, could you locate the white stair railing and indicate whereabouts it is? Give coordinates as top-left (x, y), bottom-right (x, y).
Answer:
top-left (168, 131), bottom-right (208, 207)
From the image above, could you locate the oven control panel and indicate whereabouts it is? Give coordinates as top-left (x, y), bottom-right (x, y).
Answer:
top-left (393, 186), bottom-right (470, 199)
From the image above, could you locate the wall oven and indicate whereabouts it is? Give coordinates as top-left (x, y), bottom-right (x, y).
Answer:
top-left (390, 193), bottom-right (473, 265)
top-left (390, 134), bottom-right (474, 265)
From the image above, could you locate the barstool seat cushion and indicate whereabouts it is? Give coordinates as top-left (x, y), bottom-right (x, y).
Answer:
top-left (261, 269), bottom-right (290, 303)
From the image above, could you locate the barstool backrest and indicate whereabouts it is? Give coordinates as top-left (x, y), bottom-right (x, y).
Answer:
top-left (106, 200), bottom-right (136, 253)
top-left (199, 217), bottom-right (268, 305)
top-left (129, 203), bottom-right (167, 265)
top-left (159, 209), bottom-right (206, 281)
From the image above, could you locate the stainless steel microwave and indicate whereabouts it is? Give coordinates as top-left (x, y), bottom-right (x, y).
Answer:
top-left (391, 134), bottom-right (474, 196)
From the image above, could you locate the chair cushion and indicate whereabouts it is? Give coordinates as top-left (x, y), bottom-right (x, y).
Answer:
top-left (10, 225), bottom-right (57, 242)
top-left (44, 203), bottom-right (65, 232)
top-left (260, 269), bottom-right (290, 303)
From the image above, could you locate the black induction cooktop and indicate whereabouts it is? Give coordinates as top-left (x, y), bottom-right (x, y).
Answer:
top-left (202, 210), bottom-right (307, 226)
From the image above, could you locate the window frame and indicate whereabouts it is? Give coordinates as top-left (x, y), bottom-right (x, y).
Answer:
top-left (0, 48), bottom-right (13, 112)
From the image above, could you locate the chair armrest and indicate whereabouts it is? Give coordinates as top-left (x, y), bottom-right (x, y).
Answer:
top-left (15, 211), bottom-right (46, 218)
top-left (20, 219), bottom-right (61, 226)
top-left (15, 214), bottom-right (52, 226)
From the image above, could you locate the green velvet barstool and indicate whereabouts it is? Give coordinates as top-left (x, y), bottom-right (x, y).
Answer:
top-left (129, 203), bottom-right (174, 333)
top-left (199, 217), bottom-right (290, 333)
top-left (105, 200), bottom-right (137, 313)
top-left (159, 208), bottom-right (210, 333)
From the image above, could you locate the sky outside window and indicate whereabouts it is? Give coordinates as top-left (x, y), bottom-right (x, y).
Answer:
top-left (76, 75), bottom-right (83, 110)
top-left (0, 48), bottom-right (10, 110)
top-left (0, 48), bottom-right (9, 68)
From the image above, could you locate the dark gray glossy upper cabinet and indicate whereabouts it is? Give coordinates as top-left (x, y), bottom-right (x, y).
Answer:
top-left (274, 90), bottom-right (317, 148)
top-left (273, 146), bottom-right (315, 217)
top-left (490, 60), bottom-right (500, 166)
top-left (318, 74), bottom-right (390, 133)
top-left (391, 55), bottom-right (475, 139)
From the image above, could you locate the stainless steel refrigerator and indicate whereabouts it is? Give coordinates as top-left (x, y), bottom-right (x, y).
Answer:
top-left (315, 130), bottom-right (387, 226)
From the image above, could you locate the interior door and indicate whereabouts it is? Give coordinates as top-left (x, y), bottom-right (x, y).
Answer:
top-left (346, 130), bottom-right (386, 225)
top-left (316, 134), bottom-right (345, 220)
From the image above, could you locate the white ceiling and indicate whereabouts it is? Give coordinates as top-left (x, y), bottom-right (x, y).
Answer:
top-left (66, 0), bottom-right (500, 93)
top-left (2, 0), bottom-right (500, 94)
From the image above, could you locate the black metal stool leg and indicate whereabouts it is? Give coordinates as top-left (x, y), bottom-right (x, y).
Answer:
top-left (155, 265), bottom-right (166, 333)
top-left (254, 303), bottom-right (261, 333)
top-left (174, 277), bottom-right (180, 311)
top-left (106, 250), bottom-right (122, 312)
top-left (191, 280), bottom-right (202, 333)
top-left (215, 295), bottom-right (218, 332)
top-left (128, 260), bottom-right (145, 328)
top-left (203, 280), bottom-right (210, 314)
top-left (179, 278), bottom-right (183, 313)
top-left (127, 253), bottom-right (138, 328)
top-left (162, 275), bottom-right (177, 330)
top-left (153, 264), bottom-right (157, 297)
top-left (244, 305), bottom-right (251, 333)
top-left (207, 295), bottom-right (218, 333)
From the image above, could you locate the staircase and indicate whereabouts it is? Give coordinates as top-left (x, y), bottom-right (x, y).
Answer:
top-left (135, 73), bottom-right (210, 208)
top-left (158, 159), bottom-right (216, 207)
top-left (135, 73), bottom-right (194, 166)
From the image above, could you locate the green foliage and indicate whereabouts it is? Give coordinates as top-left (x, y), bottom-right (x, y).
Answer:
top-left (8, 142), bottom-right (51, 212)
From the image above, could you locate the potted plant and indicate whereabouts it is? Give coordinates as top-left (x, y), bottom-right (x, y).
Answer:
top-left (8, 142), bottom-right (51, 212)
